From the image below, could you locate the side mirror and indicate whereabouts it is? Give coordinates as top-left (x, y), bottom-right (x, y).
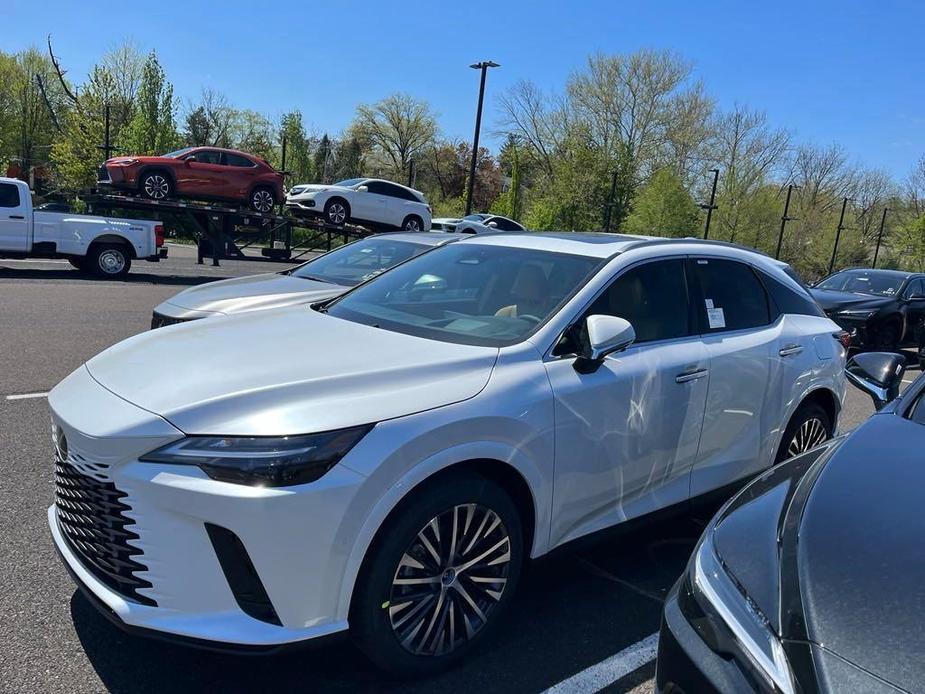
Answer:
top-left (357, 185), bottom-right (368, 193)
top-left (184, 156), bottom-right (195, 165)
top-left (574, 315), bottom-right (635, 374)
top-left (846, 352), bottom-right (906, 411)
top-left (487, 221), bottom-right (499, 228)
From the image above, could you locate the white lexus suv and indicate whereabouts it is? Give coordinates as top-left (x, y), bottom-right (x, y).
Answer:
top-left (48, 233), bottom-right (846, 675)
top-left (286, 177), bottom-right (432, 231)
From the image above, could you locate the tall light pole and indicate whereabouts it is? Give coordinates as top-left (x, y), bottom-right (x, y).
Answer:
top-left (775, 184), bottom-right (798, 259)
top-left (465, 61), bottom-right (500, 216)
top-left (701, 168), bottom-right (720, 239)
top-left (873, 207), bottom-right (889, 268)
top-left (828, 197), bottom-right (852, 275)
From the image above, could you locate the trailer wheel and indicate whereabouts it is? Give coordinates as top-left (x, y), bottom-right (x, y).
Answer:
top-left (88, 243), bottom-right (132, 278)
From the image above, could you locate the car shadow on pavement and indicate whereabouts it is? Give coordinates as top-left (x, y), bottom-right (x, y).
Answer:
top-left (68, 514), bottom-right (706, 694)
top-left (0, 267), bottom-right (227, 286)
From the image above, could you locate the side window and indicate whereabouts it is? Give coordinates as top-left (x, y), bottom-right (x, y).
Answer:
top-left (757, 269), bottom-right (825, 318)
top-left (903, 278), bottom-right (924, 299)
top-left (585, 259), bottom-right (692, 344)
top-left (0, 183), bottom-right (21, 208)
top-left (492, 217), bottom-right (519, 231)
top-left (365, 181), bottom-right (388, 195)
top-left (191, 150), bottom-right (223, 165)
top-left (692, 258), bottom-right (771, 332)
top-left (225, 153), bottom-right (255, 168)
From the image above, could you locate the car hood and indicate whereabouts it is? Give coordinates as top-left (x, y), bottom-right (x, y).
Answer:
top-left (794, 413), bottom-right (925, 692)
top-left (84, 306), bottom-right (498, 436)
top-left (809, 288), bottom-right (894, 312)
top-left (156, 273), bottom-right (344, 315)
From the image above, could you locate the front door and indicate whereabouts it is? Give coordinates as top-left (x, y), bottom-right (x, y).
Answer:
top-left (355, 181), bottom-right (392, 226)
top-left (545, 258), bottom-right (710, 547)
top-left (0, 181), bottom-right (30, 252)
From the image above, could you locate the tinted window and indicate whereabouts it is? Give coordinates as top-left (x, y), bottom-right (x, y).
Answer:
top-left (225, 153), bottom-right (255, 167)
top-left (757, 269), bottom-right (825, 318)
top-left (365, 181), bottom-right (390, 195)
top-left (587, 259), bottom-right (692, 344)
top-left (488, 217), bottom-right (522, 231)
top-left (903, 278), bottom-right (925, 299)
top-left (815, 269), bottom-right (906, 297)
top-left (189, 150), bottom-right (224, 165)
top-left (326, 244), bottom-right (601, 347)
top-left (0, 183), bottom-right (21, 208)
top-left (291, 238), bottom-right (422, 286)
top-left (374, 182), bottom-right (418, 201)
top-left (692, 258), bottom-right (770, 332)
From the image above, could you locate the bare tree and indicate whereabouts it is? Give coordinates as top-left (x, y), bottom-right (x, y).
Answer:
top-left (352, 93), bottom-right (437, 177)
top-left (496, 80), bottom-right (562, 177)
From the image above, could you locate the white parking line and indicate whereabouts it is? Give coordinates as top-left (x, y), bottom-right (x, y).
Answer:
top-left (5, 392), bottom-right (49, 400)
top-left (542, 633), bottom-right (659, 693)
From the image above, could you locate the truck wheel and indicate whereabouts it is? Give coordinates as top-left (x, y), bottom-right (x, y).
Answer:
top-left (89, 244), bottom-right (132, 278)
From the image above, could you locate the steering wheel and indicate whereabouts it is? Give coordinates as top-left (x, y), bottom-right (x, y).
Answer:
top-left (518, 314), bottom-right (542, 325)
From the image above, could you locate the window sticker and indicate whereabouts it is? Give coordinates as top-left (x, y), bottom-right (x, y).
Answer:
top-left (707, 307), bottom-right (725, 329)
top-left (705, 298), bottom-right (714, 309)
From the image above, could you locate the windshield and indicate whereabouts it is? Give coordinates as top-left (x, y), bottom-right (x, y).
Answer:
top-left (334, 178), bottom-right (366, 188)
top-left (161, 147), bottom-right (193, 158)
top-left (325, 243), bottom-right (601, 346)
top-left (291, 238), bottom-right (424, 286)
top-left (815, 270), bottom-right (906, 297)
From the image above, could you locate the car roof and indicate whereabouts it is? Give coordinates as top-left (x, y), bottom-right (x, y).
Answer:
top-left (191, 146), bottom-right (260, 159)
top-left (371, 231), bottom-right (456, 247)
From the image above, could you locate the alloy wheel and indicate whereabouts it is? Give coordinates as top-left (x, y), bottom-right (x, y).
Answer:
top-left (98, 249), bottom-right (126, 275)
top-left (787, 417), bottom-right (828, 457)
top-left (404, 218), bottom-right (421, 231)
top-left (388, 503), bottom-right (511, 657)
top-left (252, 189), bottom-right (274, 213)
top-left (143, 175), bottom-right (169, 200)
top-left (327, 203), bottom-right (346, 225)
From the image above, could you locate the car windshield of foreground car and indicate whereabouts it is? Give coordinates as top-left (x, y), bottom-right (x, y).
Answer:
top-left (815, 269), bottom-right (906, 296)
top-left (325, 244), bottom-right (602, 346)
top-left (161, 147), bottom-right (193, 158)
top-left (290, 238), bottom-right (423, 286)
top-left (334, 177), bottom-right (366, 187)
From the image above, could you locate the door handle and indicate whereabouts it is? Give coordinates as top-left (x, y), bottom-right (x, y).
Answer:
top-left (675, 368), bottom-right (708, 383)
top-left (779, 344), bottom-right (804, 357)
top-left (9, 214), bottom-right (24, 219)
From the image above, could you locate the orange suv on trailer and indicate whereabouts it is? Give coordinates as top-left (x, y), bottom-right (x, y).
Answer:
top-left (98, 146), bottom-right (285, 213)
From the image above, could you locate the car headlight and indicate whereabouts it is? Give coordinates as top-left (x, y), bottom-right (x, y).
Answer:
top-left (139, 424), bottom-right (373, 487)
top-left (681, 532), bottom-right (796, 694)
top-left (836, 309), bottom-right (876, 319)
top-left (288, 186), bottom-right (307, 195)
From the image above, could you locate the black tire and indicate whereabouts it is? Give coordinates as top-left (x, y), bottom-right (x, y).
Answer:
top-left (324, 198), bottom-right (350, 226)
top-left (459, 227), bottom-right (476, 235)
top-left (775, 400), bottom-right (832, 463)
top-left (351, 472), bottom-right (524, 676)
top-left (875, 318), bottom-right (901, 352)
top-left (139, 170), bottom-right (172, 201)
top-left (402, 215), bottom-right (424, 232)
top-left (250, 186), bottom-right (276, 213)
top-left (87, 243), bottom-right (132, 279)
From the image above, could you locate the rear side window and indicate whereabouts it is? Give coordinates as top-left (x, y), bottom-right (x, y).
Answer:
top-left (190, 150), bottom-right (224, 165)
top-left (691, 258), bottom-right (770, 332)
top-left (758, 269), bottom-right (825, 318)
top-left (586, 259), bottom-right (693, 344)
top-left (0, 183), bottom-right (21, 208)
top-left (225, 153), bottom-right (255, 167)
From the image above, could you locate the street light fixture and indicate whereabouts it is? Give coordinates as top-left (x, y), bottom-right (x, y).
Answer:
top-left (465, 60), bottom-right (500, 216)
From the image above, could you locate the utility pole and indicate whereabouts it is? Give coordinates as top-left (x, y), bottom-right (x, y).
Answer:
top-left (465, 61), bottom-right (500, 216)
top-left (603, 169), bottom-right (619, 232)
top-left (775, 184), bottom-right (797, 259)
top-left (280, 135), bottom-right (287, 175)
top-left (701, 168), bottom-right (720, 239)
top-left (828, 197), bottom-right (851, 275)
top-left (873, 207), bottom-right (889, 268)
top-left (407, 158), bottom-right (416, 188)
top-left (96, 103), bottom-right (116, 161)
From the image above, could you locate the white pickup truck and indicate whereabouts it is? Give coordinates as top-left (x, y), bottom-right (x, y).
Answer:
top-left (0, 177), bottom-right (166, 277)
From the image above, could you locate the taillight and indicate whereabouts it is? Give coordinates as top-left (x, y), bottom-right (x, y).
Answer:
top-left (154, 224), bottom-right (164, 247)
top-left (833, 330), bottom-right (852, 350)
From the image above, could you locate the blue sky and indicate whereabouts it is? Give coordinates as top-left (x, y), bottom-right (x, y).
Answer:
top-left (6, 0), bottom-right (925, 177)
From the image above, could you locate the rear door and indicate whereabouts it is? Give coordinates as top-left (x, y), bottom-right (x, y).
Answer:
top-left (545, 257), bottom-right (710, 546)
top-left (223, 152), bottom-right (259, 199)
top-left (687, 257), bottom-right (783, 497)
top-left (0, 181), bottom-right (30, 251)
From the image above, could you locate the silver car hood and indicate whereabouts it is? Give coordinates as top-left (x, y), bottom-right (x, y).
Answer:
top-left (157, 273), bottom-right (344, 315)
top-left (85, 307), bottom-right (499, 436)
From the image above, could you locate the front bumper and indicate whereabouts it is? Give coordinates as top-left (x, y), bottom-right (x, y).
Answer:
top-left (47, 367), bottom-right (363, 648)
top-left (285, 198), bottom-right (318, 216)
top-left (656, 580), bottom-right (755, 693)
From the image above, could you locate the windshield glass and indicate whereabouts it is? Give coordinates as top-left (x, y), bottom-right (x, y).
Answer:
top-left (161, 147), bottom-right (193, 158)
top-left (334, 178), bottom-right (365, 187)
top-left (463, 214), bottom-right (489, 221)
top-left (325, 243), bottom-right (601, 346)
top-left (815, 270), bottom-right (906, 297)
top-left (291, 238), bottom-right (424, 286)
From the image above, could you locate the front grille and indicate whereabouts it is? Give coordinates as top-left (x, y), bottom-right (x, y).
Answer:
top-left (97, 165), bottom-right (111, 182)
top-left (54, 454), bottom-right (156, 606)
top-left (151, 311), bottom-right (193, 330)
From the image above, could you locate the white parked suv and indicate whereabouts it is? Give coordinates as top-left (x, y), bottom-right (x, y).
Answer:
top-left (286, 178), bottom-right (432, 231)
top-left (454, 213), bottom-right (525, 234)
top-left (48, 233), bottom-right (846, 675)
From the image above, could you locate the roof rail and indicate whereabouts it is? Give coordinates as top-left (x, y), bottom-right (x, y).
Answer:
top-left (618, 236), bottom-right (774, 260)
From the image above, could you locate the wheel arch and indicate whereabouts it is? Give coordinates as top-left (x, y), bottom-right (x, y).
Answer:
top-left (800, 386), bottom-right (841, 426)
top-left (338, 451), bottom-right (543, 621)
top-left (87, 235), bottom-right (137, 258)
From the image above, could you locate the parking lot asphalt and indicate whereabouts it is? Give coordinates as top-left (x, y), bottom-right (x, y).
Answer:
top-left (0, 247), bottom-right (911, 693)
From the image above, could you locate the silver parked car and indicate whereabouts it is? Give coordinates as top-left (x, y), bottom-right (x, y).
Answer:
top-left (150, 232), bottom-right (455, 327)
top-left (48, 233), bottom-right (845, 676)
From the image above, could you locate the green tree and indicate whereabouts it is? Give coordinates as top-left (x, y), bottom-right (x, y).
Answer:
top-left (623, 168), bottom-right (700, 237)
top-left (352, 93), bottom-right (437, 179)
top-left (331, 137), bottom-right (362, 181)
top-left (278, 110), bottom-right (314, 182)
top-left (122, 51), bottom-right (178, 155)
top-left (314, 134), bottom-right (333, 183)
